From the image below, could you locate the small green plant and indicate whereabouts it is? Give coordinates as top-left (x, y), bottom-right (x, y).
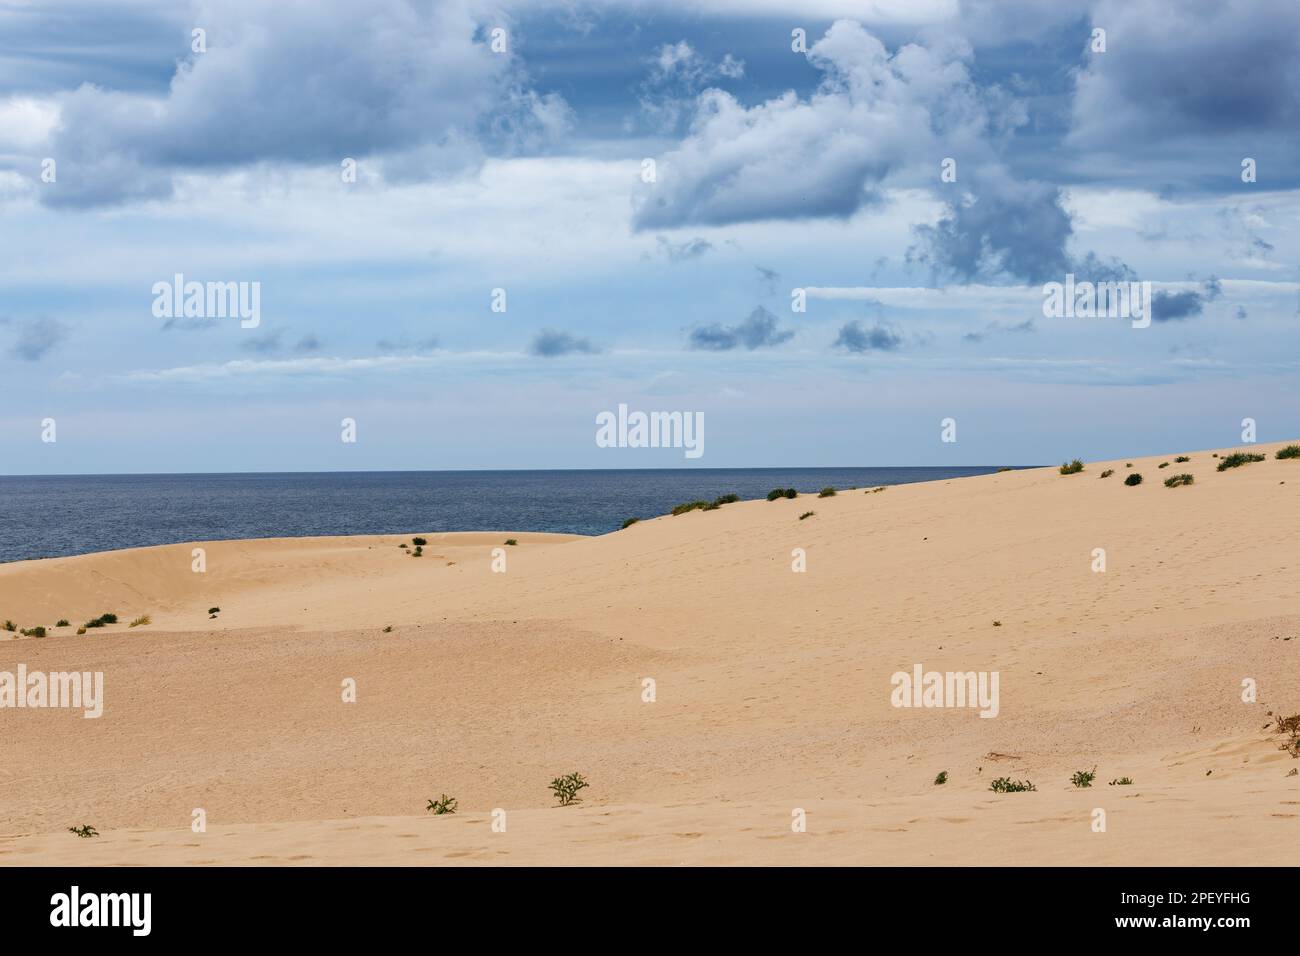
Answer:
top-left (97, 613), bottom-right (118, 624)
top-left (21, 626), bottom-right (47, 638)
top-left (766, 488), bottom-right (786, 501)
top-left (208, 607), bottom-right (220, 615)
top-left (714, 493), bottom-right (740, 505)
top-left (1158, 461), bottom-right (1169, 469)
top-left (411, 546), bottom-right (423, 557)
top-left (818, 487), bottom-right (837, 497)
top-left (996, 467), bottom-right (1012, 473)
top-left (621, 517), bottom-right (640, 529)
top-left (1175, 455), bottom-right (1190, 463)
top-left (1164, 473), bottom-right (1194, 488)
top-left (504, 539), bottom-right (517, 546)
top-left (83, 619), bottom-right (104, 629)
top-left (670, 500), bottom-right (710, 516)
top-left (549, 771), bottom-right (590, 807)
top-left (1274, 713), bottom-right (1300, 758)
top-left (68, 825), bottom-right (98, 838)
top-left (412, 537), bottom-right (428, 546)
top-left (1217, 452), bottom-right (1266, 471)
top-left (1059, 459), bottom-right (1084, 475)
top-left (56, 619), bottom-right (69, 627)
top-left (989, 777), bottom-right (1035, 793)
top-left (1124, 473), bottom-right (1143, 486)
top-left (1100, 469), bottom-right (1114, 478)
top-left (382, 625), bottom-right (392, 633)
top-left (426, 794), bottom-right (458, 815)
top-left (1125, 463), bottom-right (1133, 467)
top-left (1070, 767), bottom-right (1097, 788)
top-left (129, 615), bottom-right (151, 628)
top-left (399, 542), bottom-right (408, 548)
top-left (1109, 777), bottom-right (1134, 786)
top-left (1275, 445), bottom-right (1300, 460)
top-left (701, 500), bottom-right (721, 511)
top-left (2, 620), bottom-right (15, 632)
top-left (993, 620), bottom-right (1002, 627)
top-left (934, 771), bottom-right (948, 785)
top-left (798, 511), bottom-right (815, 520)
top-left (783, 488), bottom-right (797, 499)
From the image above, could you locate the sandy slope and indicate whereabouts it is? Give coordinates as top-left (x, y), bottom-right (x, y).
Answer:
top-left (2, 443), bottom-right (1299, 866)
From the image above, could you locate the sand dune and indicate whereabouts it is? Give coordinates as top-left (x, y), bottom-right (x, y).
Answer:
top-left (3, 443), bottom-right (1299, 865)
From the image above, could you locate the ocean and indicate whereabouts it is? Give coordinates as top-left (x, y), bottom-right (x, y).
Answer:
top-left (0, 467), bottom-right (1010, 563)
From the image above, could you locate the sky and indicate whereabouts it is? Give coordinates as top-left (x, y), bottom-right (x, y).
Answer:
top-left (1, 0), bottom-right (1297, 473)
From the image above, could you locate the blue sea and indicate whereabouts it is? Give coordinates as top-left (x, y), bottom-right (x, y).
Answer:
top-left (0, 467), bottom-right (1010, 563)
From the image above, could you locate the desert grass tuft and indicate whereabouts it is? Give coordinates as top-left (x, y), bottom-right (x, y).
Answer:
top-left (1059, 459), bottom-right (1084, 475)
top-left (1217, 452), bottom-right (1265, 471)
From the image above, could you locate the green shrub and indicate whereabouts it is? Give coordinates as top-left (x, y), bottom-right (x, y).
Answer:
top-left (412, 537), bottom-right (428, 546)
top-left (382, 625), bottom-right (392, 633)
top-left (1158, 462), bottom-right (1169, 469)
top-left (21, 626), bottom-right (46, 638)
top-left (399, 542), bottom-right (407, 548)
top-left (996, 467), bottom-right (1012, 473)
top-left (1175, 456), bottom-right (1190, 463)
top-left (783, 488), bottom-right (798, 499)
top-left (714, 493), bottom-right (740, 505)
top-left (1070, 767), bottom-right (1097, 788)
top-left (1275, 445), bottom-right (1300, 460)
top-left (798, 511), bottom-right (815, 520)
top-left (96, 613), bottom-right (118, 624)
top-left (208, 607), bottom-right (220, 614)
top-left (1100, 469), bottom-right (1114, 478)
top-left (866, 486), bottom-right (886, 494)
top-left (129, 615), bottom-right (151, 628)
top-left (426, 794), bottom-right (458, 815)
top-left (1218, 452), bottom-right (1265, 471)
top-left (1059, 459), bottom-right (1084, 475)
top-left (56, 619), bottom-right (70, 627)
top-left (766, 488), bottom-right (785, 501)
top-left (670, 500), bottom-right (710, 516)
top-left (1, 620), bottom-right (14, 632)
top-left (818, 487), bottom-right (837, 498)
top-left (620, 517), bottom-right (639, 529)
top-left (1124, 473), bottom-right (1143, 486)
top-left (549, 771), bottom-right (590, 807)
top-left (989, 777), bottom-right (1036, 793)
top-left (1125, 463), bottom-right (1133, 467)
top-left (504, 539), bottom-right (517, 546)
top-left (67, 825), bottom-right (98, 838)
top-left (1164, 473), bottom-right (1194, 488)
top-left (83, 618), bottom-right (104, 629)
top-left (1109, 777), bottom-right (1134, 786)
top-left (934, 771), bottom-right (948, 785)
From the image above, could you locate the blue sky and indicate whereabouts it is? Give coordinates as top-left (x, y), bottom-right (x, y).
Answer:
top-left (1, 0), bottom-right (1297, 473)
